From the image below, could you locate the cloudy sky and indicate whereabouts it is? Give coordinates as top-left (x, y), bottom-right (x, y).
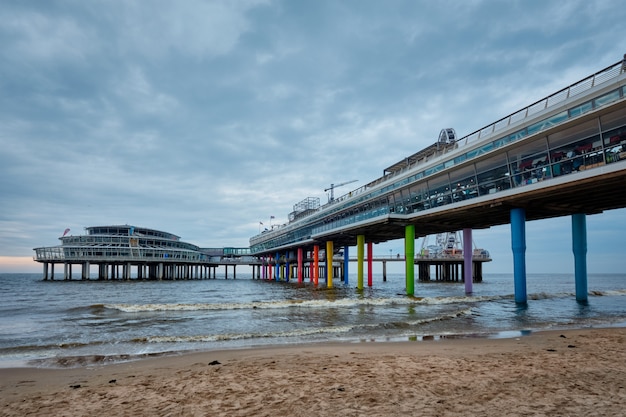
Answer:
top-left (1, 0), bottom-right (625, 274)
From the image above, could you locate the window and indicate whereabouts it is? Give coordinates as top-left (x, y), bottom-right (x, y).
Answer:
top-left (569, 101), bottom-right (593, 118)
top-left (475, 155), bottom-right (511, 194)
top-left (527, 111), bottom-right (568, 135)
top-left (507, 138), bottom-right (549, 186)
top-left (449, 165), bottom-right (478, 201)
top-left (427, 175), bottom-right (452, 208)
top-left (594, 89), bottom-right (621, 108)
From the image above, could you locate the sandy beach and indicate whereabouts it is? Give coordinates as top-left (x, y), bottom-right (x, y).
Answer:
top-left (2, 327), bottom-right (625, 416)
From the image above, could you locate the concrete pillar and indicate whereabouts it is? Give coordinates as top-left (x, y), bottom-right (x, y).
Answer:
top-left (511, 208), bottom-right (527, 304)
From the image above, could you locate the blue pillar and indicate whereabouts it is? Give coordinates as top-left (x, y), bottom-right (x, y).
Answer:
top-left (343, 246), bottom-right (349, 285)
top-left (572, 213), bottom-right (588, 302)
top-left (275, 252), bottom-right (280, 281)
top-left (511, 208), bottom-right (527, 304)
top-left (463, 228), bottom-right (473, 294)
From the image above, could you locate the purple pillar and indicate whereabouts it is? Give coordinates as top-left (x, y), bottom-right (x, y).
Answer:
top-left (463, 228), bottom-right (473, 294)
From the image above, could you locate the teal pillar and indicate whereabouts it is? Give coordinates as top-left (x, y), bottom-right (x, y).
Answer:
top-left (511, 208), bottom-right (527, 304)
top-left (572, 213), bottom-right (588, 302)
top-left (405, 225), bottom-right (415, 296)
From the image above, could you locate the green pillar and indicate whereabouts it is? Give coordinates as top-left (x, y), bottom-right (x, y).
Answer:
top-left (357, 235), bottom-right (365, 290)
top-left (405, 225), bottom-right (415, 296)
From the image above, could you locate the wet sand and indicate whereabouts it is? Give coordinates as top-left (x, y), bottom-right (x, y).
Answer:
top-left (2, 327), bottom-right (626, 416)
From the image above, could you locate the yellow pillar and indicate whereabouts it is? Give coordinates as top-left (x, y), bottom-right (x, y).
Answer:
top-left (326, 240), bottom-right (334, 288)
top-left (357, 235), bottom-right (365, 290)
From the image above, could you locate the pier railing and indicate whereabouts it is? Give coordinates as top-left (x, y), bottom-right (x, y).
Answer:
top-left (34, 246), bottom-right (210, 263)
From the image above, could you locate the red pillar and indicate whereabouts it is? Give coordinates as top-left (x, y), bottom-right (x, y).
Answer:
top-left (297, 247), bottom-right (303, 284)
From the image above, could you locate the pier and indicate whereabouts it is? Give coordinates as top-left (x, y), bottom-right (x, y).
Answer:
top-left (34, 225), bottom-right (260, 281)
top-left (248, 56), bottom-right (626, 302)
top-left (33, 56), bottom-right (626, 303)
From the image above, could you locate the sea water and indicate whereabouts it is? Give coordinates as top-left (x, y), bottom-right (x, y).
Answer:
top-left (1, 273), bottom-right (625, 368)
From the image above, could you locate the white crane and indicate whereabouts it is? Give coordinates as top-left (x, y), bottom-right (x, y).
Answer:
top-left (325, 180), bottom-right (357, 202)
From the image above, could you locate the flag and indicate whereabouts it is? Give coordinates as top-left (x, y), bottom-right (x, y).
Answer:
top-left (270, 215), bottom-right (275, 219)
top-left (62, 228), bottom-right (70, 237)
top-left (259, 222), bottom-right (263, 225)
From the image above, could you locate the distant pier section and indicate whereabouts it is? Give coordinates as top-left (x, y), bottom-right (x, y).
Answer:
top-left (33, 225), bottom-right (258, 280)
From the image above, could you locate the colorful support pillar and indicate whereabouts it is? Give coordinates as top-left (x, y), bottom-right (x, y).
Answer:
top-left (367, 241), bottom-right (373, 287)
top-left (275, 252), bottom-right (280, 282)
top-left (463, 228), bottom-right (473, 294)
top-left (309, 254), bottom-right (314, 283)
top-left (511, 208), bottom-right (527, 304)
top-left (313, 245), bottom-right (319, 286)
top-left (326, 241), bottom-right (334, 288)
top-left (268, 256), bottom-right (273, 281)
top-left (572, 213), bottom-right (588, 302)
top-left (405, 225), bottom-right (415, 296)
top-left (357, 235), bottom-right (365, 290)
top-left (297, 248), bottom-right (303, 284)
top-left (343, 246), bottom-right (349, 285)
top-left (262, 257), bottom-right (266, 280)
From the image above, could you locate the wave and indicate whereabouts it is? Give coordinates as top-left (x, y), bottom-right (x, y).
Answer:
top-left (104, 295), bottom-right (507, 313)
top-left (590, 289), bottom-right (626, 297)
top-left (526, 289), bottom-right (626, 300)
top-left (27, 351), bottom-right (176, 368)
top-left (134, 307), bottom-right (474, 344)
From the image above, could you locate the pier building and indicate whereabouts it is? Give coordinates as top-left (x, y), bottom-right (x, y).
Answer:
top-left (33, 225), bottom-right (258, 280)
top-left (249, 55), bottom-right (626, 302)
